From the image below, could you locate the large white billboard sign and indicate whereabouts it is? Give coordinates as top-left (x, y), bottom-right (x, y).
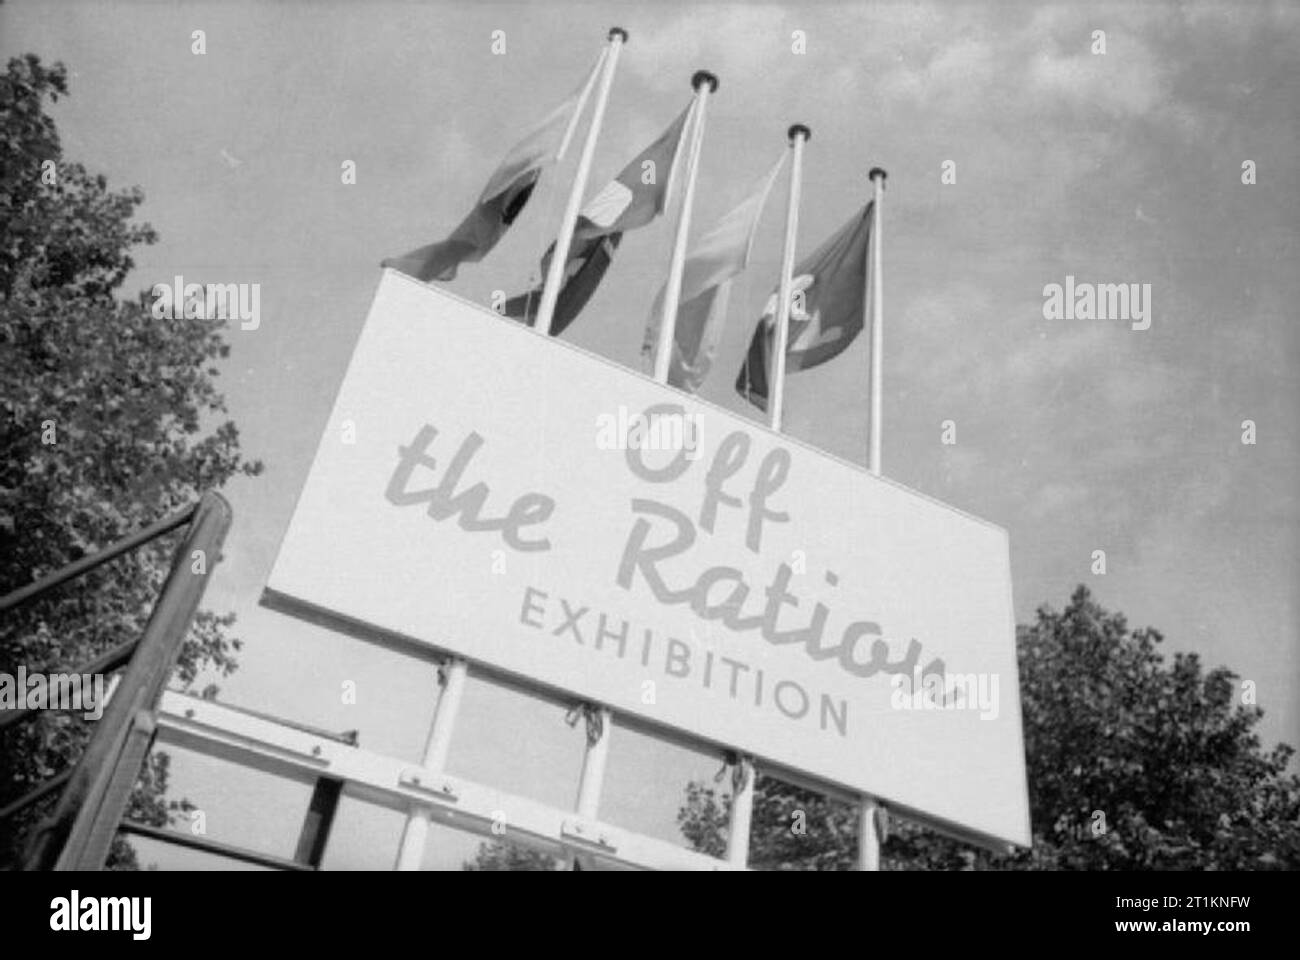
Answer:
top-left (266, 270), bottom-right (1031, 848)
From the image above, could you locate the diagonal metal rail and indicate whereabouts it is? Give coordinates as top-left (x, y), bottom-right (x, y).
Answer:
top-left (10, 492), bottom-right (232, 870)
top-left (0, 503), bottom-right (197, 614)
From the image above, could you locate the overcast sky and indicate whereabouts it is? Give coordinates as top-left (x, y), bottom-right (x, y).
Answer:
top-left (4, 0), bottom-right (1297, 868)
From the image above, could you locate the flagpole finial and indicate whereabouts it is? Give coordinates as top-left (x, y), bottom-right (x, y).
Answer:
top-left (608, 27), bottom-right (628, 42)
top-left (869, 166), bottom-right (887, 183)
top-left (691, 70), bottom-right (719, 93)
top-left (787, 123), bottom-right (811, 143)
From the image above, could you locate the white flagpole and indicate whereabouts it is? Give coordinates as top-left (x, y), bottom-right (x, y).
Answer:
top-left (857, 799), bottom-right (882, 871)
top-left (769, 124), bottom-right (809, 432)
top-left (857, 165), bottom-right (887, 873)
top-left (653, 70), bottom-right (717, 384)
top-left (555, 47), bottom-right (608, 164)
top-left (537, 27), bottom-right (627, 336)
top-left (394, 658), bottom-right (468, 869)
top-left (867, 167), bottom-right (887, 474)
top-left (724, 755), bottom-right (755, 867)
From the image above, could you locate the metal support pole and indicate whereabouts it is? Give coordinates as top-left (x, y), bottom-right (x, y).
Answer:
top-left (394, 657), bottom-right (468, 870)
top-left (725, 755), bottom-right (755, 868)
top-left (119, 820), bottom-right (315, 872)
top-left (537, 27), bottom-right (627, 336)
top-left (293, 777), bottom-right (344, 868)
top-left (0, 638), bottom-right (138, 733)
top-left (568, 704), bottom-right (612, 869)
top-left (857, 797), bottom-right (882, 871)
top-left (0, 504), bottom-right (196, 613)
top-left (574, 706), bottom-right (613, 818)
top-left (859, 166), bottom-right (888, 871)
top-left (867, 166), bottom-right (887, 476)
top-left (769, 124), bottom-right (809, 432)
top-left (653, 70), bottom-right (717, 383)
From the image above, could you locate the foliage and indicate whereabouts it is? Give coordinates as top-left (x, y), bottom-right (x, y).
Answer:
top-left (0, 54), bottom-right (261, 869)
top-left (463, 839), bottom-right (562, 871)
top-left (679, 586), bottom-right (1300, 870)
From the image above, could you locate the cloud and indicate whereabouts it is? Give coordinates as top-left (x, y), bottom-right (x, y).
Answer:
top-left (878, 35), bottom-right (999, 107)
top-left (1000, 323), bottom-right (1113, 394)
top-left (1026, 43), bottom-right (1167, 118)
top-left (1027, 481), bottom-right (1092, 521)
top-left (624, 5), bottom-right (790, 93)
top-left (1099, 360), bottom-right (1181, 414)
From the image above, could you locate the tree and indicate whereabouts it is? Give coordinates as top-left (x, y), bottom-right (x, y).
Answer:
top-left (678, 585), bottom-right (1300, 870)
top-left (0, 54), bottom-right (262, 869)
top-left (463, 839), bottom-right (562, 871)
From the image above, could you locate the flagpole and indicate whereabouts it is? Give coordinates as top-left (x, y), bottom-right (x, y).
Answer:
top-left (653, 70), bottom-right (717, 384)
top-left (556, 47), bottom-right (608, 163)
top-left (769, 124), bottom-right (809, 432)
top-left (867, 167), bottom-right (887, 474)
top-left (857, 165), bottom-right (887, 873)
top-left (537, 27), bottom-right (626, 336)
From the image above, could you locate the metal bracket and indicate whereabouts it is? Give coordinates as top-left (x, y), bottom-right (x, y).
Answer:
top-left (561, 817), bottom-right (617, 853)
top-left (398, 768), bottom-right (459, 803)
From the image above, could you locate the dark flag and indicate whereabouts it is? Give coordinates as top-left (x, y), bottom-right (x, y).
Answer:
top-left (736, 201), bottom-right (873, 410)
top-left (507, 104), bottom-right (691, 331)
top-left (504, 234), bottom-right (622, 335)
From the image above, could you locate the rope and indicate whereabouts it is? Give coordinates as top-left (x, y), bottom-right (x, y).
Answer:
top-left (714, 751), bottom-right (751, 794)
top-left (565, 701), bottom-right (604, 747)
top-left (734, 758), bottom-right (750, 795)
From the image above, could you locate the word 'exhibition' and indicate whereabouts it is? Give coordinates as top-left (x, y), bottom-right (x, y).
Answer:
top-left (383, 405), bottom-right (953, 707)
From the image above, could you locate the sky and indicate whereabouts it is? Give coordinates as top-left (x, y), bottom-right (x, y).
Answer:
top-left (3, 0), bottom-right (1298, 869)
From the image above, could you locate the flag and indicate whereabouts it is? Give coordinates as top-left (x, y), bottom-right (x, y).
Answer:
top-left (381, 57), bottom-right (599, 283)
top-left (506, 104), bottom-right (693, 333)
top-left (573, 103), bottom-right (692, 240)
top-left (642, 154), bottom-right (785, 391)
top-left (735, 201), bottom-right (873, 411)
top-left (505, 233), bottom-right (623, 334)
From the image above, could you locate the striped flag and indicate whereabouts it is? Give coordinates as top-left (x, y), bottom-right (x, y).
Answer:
top-left (642, 154), bottom-right (784, 392)
top-left (381, 58), bottom-right (600, 283)
top-left (506, 104), bottom-right (692, 334)
top-left (735, 202), bottom-right (873, 410)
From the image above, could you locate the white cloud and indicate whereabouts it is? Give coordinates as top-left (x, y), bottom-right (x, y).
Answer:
top-left (1001, 323), bottom-right (1113, 391)
top-left (624, 6), bottom-right (790, 93)
top-left (1026, 43), bottom-right (1167, 118)
top-left (1027, 481), bottom-right (1092, 521)
top-left (878, 35), bottom-right (998, 107)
